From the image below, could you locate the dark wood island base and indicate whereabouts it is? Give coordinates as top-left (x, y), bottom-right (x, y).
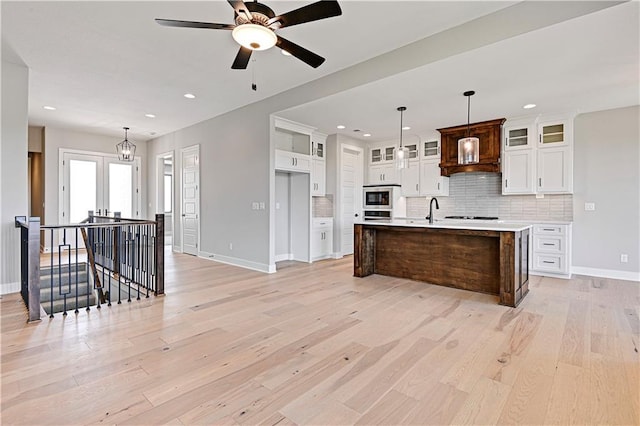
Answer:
top-left (354, 223), bottom-right (530, 307)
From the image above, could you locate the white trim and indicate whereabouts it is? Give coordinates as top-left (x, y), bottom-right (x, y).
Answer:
top-left (275, 253), bottom-right (293, 262)
top-left (173, 245), bottom-right (182, 253)
top-left (179, 144), bottom-right (200, 256)
top-left (571, 266), bottom-right (640, 282)
top-left (198, 251), bottom-right (275, 274)
top-left (1, 282), bottom-right (21, 295)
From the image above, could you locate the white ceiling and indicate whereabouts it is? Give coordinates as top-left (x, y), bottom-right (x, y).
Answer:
top-left (279, 1), bottom-right (640, 142)
top-left (1, 0), bottom-right (520, 141)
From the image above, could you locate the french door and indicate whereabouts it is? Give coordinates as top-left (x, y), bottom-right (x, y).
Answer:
top-left (61, 151), bottom-right (140, 224)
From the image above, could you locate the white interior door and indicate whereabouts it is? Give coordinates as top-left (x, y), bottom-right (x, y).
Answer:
top-left (181, 145), bottom-right (200, 256)
top-left (340, 145), bottom-right (363, 256)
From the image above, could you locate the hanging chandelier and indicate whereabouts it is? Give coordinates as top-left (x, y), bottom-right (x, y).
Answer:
top-left (458, 91), bottom-right (479, 165)
top-left (395, 106), bottom-right (409, 170)
top-left (116, 127), bottom-right (136, 162)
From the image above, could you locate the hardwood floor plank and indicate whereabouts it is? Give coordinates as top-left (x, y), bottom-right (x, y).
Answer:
top-left (1, 252), bottom-right (637, 425)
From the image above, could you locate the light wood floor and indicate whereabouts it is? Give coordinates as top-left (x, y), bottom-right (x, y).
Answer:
top-left (1, 250), bottom-right (638, 425)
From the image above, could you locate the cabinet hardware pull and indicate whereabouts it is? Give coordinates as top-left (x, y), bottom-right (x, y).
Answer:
top-left (543, 243), bottom-right (554, 246)
top-left (505, 179), bottom-right (508, 188)
top-left (542, 260), bottom-right (555, 264)
top-left (437, 182), bottom-right (440, 190)
top-left (539, 177), bottom-right (542, 187)
top-left (542, 228), bottom-right (554, 231)
top-left (416, 184), bottom-right (418, 191)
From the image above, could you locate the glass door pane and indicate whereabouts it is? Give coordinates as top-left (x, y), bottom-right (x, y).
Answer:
top-left (69, 159), bottom-right (97, 223)
top-left (107, 162), bottom-right (133, 218)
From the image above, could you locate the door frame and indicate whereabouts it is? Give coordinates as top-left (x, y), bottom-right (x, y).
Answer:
top-left (179, 144), bottom-right (200, 255)
top-left (58, 148), bottom-right (141, 224)
top-left (156, 151), bottom-right (175, 245)
top-left (337, 143), bottom-right (364, 258)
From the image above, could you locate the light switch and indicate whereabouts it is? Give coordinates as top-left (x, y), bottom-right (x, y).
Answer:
top-left (259, 202), bottom-right (265, 210)
top-left (584, 202), bottom-right (595, 211)
top-left (252, 202), bottom-right (259, 210)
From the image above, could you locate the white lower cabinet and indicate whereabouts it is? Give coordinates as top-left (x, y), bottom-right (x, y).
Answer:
top-left (312, 218), bottom-right (333, 261)
top-left (530, 223), bottom-right (572, 278)
top-left (419, 159), bottom-right (449, 196)
top-left (275, 149), bottom-right (311, 173)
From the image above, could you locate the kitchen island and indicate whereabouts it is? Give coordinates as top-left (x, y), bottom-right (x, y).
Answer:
top-left (354, 220), bottom-right (531, 307)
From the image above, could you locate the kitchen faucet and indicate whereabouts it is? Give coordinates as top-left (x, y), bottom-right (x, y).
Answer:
top-left (427, 197), bottom-right (439, 224)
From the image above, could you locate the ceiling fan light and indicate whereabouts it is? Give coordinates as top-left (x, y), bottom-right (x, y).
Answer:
top-left (232, 24), bottom-right (277, 51)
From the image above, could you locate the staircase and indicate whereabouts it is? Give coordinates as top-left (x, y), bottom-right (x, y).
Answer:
top-left (40, 263), bottom-right (96, 314)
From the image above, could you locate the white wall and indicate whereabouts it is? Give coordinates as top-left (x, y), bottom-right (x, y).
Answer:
top-left (572, 106), bottom-right (640, 280)
top-left (1, 60), bottom-right (29, 294)
top-left (42, 126), bottom-right (148, 227)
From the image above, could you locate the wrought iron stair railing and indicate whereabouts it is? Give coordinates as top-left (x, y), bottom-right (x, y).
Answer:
top-left (15, 212), bottom-right (165, 321)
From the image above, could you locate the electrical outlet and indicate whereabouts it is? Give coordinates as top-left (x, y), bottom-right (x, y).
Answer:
top-left (584, 202), bottom-right (596, 211)
top-left (621, 254), bottom-right (628, 263)
top-left (229, 243), bottom-right (233, 250)
top-left (276, 202), bottom-right (280, 210)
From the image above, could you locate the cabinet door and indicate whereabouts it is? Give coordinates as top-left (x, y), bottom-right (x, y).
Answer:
top-left (422, 140), bottom-right (440, 158)
top-left (275, 150), bottom-right (311, 173)
top-left (401, 162), bottom-right (420, 196)
top-left (502, 150), bottom-right (535, 194)
top-left (370, 148), bottom-right (383, 163)
top-left (538, 120), bottom-right (569, 147)
top-left (504, 125), bottom-right (533, 150)
top-left (381, 164), bottom-right (397, 184)
top-left (311, 159), bottom-right (326, 196)
top-left (384, 146), bottom-right (395, 162)
top-left (419, 160), bottom-right (448, 196)
top-left (368, 165), bottom-right (384, 184)
top-left (405, 144), bottom-right (419, 160)
top-left (537, 147), bottom-right (571, 193)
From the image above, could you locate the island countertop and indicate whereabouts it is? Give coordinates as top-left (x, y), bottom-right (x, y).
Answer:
top-left (357, 218), bottom-right (531, 232)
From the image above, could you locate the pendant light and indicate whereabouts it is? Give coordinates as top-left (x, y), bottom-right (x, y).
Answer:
top-left (458, 91), bottom-right (479, 165)
top-left (395, 106), bottom-right (409, 170)
top-left (116, 127), bottom-right (136, 162)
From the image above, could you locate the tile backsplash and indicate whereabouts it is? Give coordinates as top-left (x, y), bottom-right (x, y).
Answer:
top-left (406, 172), bottom-right (573, 221)
top-left (313, 194), bottom-right (334, 217)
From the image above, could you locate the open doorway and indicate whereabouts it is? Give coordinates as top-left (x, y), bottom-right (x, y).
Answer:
top-left (156, 152), bottom-right (174, 247)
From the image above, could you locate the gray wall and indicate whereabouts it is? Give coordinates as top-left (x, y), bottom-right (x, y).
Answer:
top-left (573, 106), bottom-right (639, 277)
top-left (1, 60), bottom-right (29, 294)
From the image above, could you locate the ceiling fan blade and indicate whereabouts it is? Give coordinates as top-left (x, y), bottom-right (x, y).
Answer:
top-left (231, 47), bottom-right (253, 69)
top-left (276, 36), bottom-right (325, 68)
top-left (268, 1), bottom-right (342, 29)
top-left (155, 18), bottom-right (234, 30)
top-left (227, 0), bottom-right (253, 21)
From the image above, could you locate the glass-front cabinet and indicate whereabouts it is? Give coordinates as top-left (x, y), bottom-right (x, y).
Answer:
top-left (538, 119), bottom-right (570, 147)
top-left (422, 139), bottom-right (440, 158)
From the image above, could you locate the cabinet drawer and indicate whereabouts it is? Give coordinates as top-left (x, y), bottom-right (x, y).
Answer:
top-left (533, 236), bottom-right (564, 254)
top-left (533, 254), bottom-right (565, 273)
top-left (533, 224), bottom-right (566, 236)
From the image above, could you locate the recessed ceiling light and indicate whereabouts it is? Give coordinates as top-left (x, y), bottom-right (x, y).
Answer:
top-left (281, 50), bottom-right (292, 56)
top-left (43, 106), bottom-right (56, 111)
top-left (145, 113), bottom-right (156, 118)
top-left (337, 125), bottom-right (346, 129)
top-left (184, 93), bottom-right (196, 99)
top-left (523, 103), bottom-right (536, 109)
top-left (402, 126), bottom-right (411, 130)
top-left (363, 133), bottom-right (371, 137)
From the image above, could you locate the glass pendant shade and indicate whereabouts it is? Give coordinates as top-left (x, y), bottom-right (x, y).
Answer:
top-left (458, 90), bottom-right (479, 165)
top-left (396, 146), bottom-right (409, 169)
top-left (232, 24), bottom-right (277, 51)
top-left (395, 106), bottom-right (408, 170)
top-left (458, 136), bottom-right (479, 164)
top-left (116, 127), bottom-right (136, 162)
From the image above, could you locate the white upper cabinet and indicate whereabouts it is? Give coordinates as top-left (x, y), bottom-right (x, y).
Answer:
top-left (422, 138), bottom-right (441, 158)
top-left (503, 150), bottom-right (536, 194)
top-left (369, 145), bottom-right (397, 164)
top-left (274, 117), bottom-right (313, 173)
top-left (312, 132), bottom-right (326, 160)
top-left (420, 158), bottom-right (449, 196)
top-left (401, 162), bottom-right (420, 197)
top-left (538, 117), bottom-right (572, 148)
top-left (537, 146), bottom-right (572, 193)
top-left (368, 163), bottom-right (398, 185)
top-left (311, 158), bottom-right (326, 196)
top-left (504, 121), bottom-right (535, 151)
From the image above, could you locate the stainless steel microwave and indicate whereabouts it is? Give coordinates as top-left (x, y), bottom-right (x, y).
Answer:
top-left (363, 186), bottom-right (395, 210)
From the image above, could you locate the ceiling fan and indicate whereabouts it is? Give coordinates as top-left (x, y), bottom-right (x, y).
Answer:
top-left (156, 0), bottom-right (342, 70)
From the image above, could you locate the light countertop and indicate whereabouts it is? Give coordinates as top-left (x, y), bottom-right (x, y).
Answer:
top-left (357, 218), bottom-right (532, 232)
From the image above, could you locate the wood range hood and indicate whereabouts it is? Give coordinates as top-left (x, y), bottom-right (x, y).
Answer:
top-left (437, 118), bottom-right (506, 177)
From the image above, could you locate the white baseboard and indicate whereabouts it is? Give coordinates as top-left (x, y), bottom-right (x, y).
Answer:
top-left (173, 245), bottom-right (182, 253)
top-left (198, 251), bottom-right (274, 274)
top-left (275, 253), bottom-right (293, 262)
top-left (1, 281), bottom-right (21, 295)
top-left (571, 266), bottom-right (640, 282)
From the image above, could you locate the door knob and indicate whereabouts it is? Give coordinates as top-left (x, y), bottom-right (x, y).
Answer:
top-left (182, 214), bottom-right (186, 217)
top-left (355, 213), bottom-right (359, 217)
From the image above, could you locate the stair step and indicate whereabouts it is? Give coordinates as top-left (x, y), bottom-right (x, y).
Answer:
top-left (40, 283), bottom-right (95, 302)
top-left (39, 271), bottom-right (89, 289)
top-left (43, 293), bottom-right (97, 315)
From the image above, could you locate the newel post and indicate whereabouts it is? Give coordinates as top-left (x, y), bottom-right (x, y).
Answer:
top-left (155, 214), bottom-right (165, 295)
top-left (15, 216), bottom-right (42, 322)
